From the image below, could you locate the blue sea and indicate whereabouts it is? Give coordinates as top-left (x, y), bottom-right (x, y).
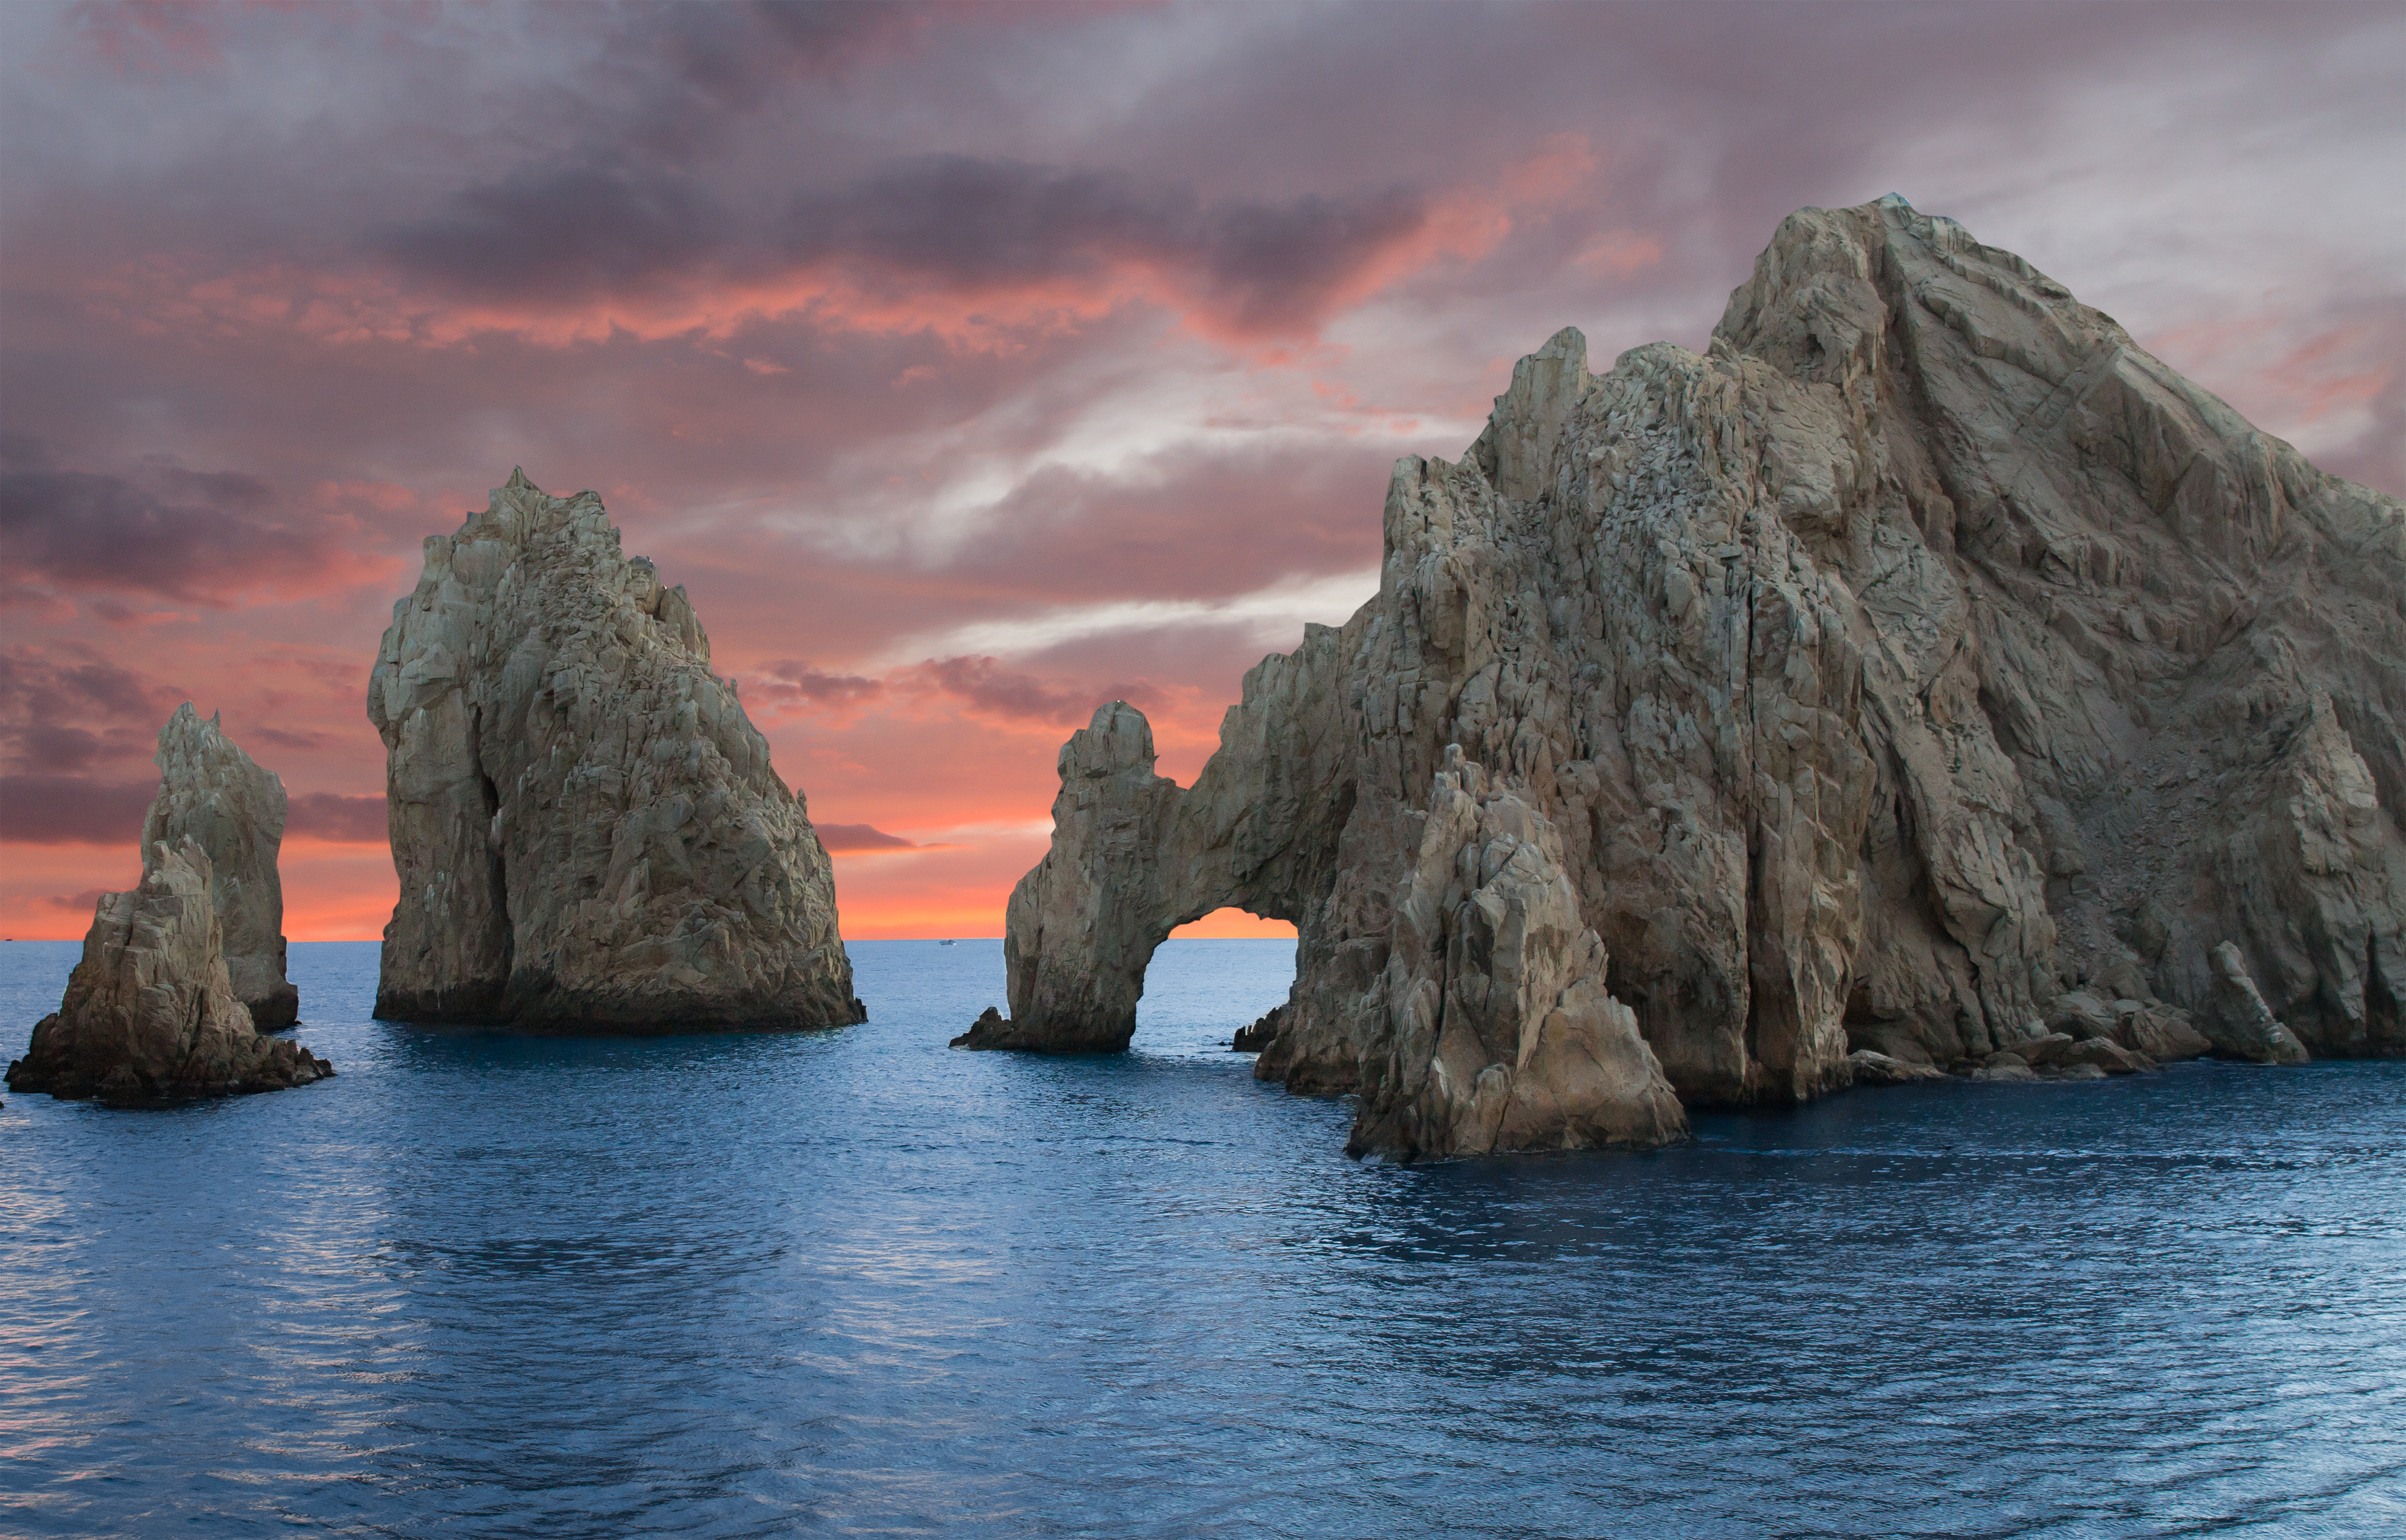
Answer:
top-left (3, 938), bottom-right (2403, 1538)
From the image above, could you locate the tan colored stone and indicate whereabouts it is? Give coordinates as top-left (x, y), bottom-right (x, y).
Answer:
top-left (141, 704), bottom-right (297, 1028)
top-left (982, 197), bottom-right (2404, 1156)
top-left (5, 840), bottom-right (332, 1105)
top-left (369, 470), bottom-right (861, 1032)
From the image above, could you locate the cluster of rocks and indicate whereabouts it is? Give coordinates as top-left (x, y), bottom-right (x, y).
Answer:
top-left (368, 470), bottom-right (862, 1032)
top-left (968, 196), bottom-right (2403, 1159)
top-left (8, 710), bottom-right (329, 1107)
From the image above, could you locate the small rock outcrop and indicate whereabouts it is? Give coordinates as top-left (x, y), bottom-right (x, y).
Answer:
top-left (979, 197), bottom-right (2404, 1158)
top-left (368, 469), bottom-right (863, 1032)
top-left (1847, 1049), bottom-right (1947, 1087)
top-left (141, 704), bottom-right (297, 1029)
top-left (1231, 1005), bottom-right (1284, 1052)
top-left (2201, 942), bottom-right (2311, 1064)
top-left (6, 841), bottom-right (333, 1105)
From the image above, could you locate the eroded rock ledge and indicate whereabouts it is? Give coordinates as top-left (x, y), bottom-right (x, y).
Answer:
top-left (7, 840), bottom-right (333, 1105)
top-left (369, 469), bottom-right (863, 1032)
top-left (971, 197), bottom-right (2405, 1159)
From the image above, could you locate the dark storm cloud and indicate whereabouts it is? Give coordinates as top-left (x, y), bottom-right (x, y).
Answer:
top-left (0, 775), bottom-right (155, 844)
top-left (815, 821), bottom-right (916, 852)
top-left (647, 0), bottom-right (928, 107)
top-left (286, 792), bottom-right (389, 844)
top-left (0, 446), bottom-right (384, 605)
top-left (786, 156), bottom-right (1429, 334)
top-left (379, 161), bottom-right (732, 300)
top-left (905, 655), bottom-right (1156, 725)
top-left (749, 663), bottom-right (887, 711)
top-left (0, 646), bottom-right (180, 775)
top-left (378, 147), bottom-right (1432, 339)
top-left (745, 652), bottom-right (1160, 729)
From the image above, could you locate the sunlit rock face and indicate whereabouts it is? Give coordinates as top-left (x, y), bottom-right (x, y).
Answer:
top-left (5, 839), bottom-right (333, 1105)
top-left (141, 703), bottom-right (298, 1029)
top-left (981, 197), bottom-right (2406, 1158)
top-left (368, 469), bottom-right (863, 1033)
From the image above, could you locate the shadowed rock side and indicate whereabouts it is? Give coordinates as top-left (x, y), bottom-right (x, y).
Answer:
top-left (143, 704), bottom-right (298, 1029)
top-left (369, 469), bottom-right (863, 1032)
top-left (6, 841), bottom-right (333, 1105)
top-left (976, 197), bottom-right (2406, 1158)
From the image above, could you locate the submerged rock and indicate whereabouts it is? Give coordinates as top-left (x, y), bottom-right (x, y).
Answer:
top-left (952, 1007), bottom-right (1014, 1049)
top-left (988, 196), bottom-right (2404, 1158)
top-left (1846, 1049), bottom-right (1947, 1087)
top-left (5, 841), bottom-right (333, 1105)
top-left (141, 704), bottom-right (298, 1029)
top-left (368, 469), bottom-right (863, 1032)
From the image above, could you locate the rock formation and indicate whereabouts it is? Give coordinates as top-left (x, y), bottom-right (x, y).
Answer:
top-left (5, 840), bottom-right (333, 1105)
top-left (973, 196), bottom-right (2405, 1158)
top-left (368, 469), bottom-right (863, 1032)
top-left (2200, 941), bottom-right (2311, 1064)
top-left (1231, 1007), bottom-right (1284, 1052)
top-left (141, 704), bottom-right (298, 1029)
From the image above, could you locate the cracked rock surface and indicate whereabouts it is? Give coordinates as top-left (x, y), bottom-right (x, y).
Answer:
top-left (980, 197), bottom-right (2405, 1158)
top-left (7, 840), bottom-right (333, 1105)
top-left (141, 703), bottom-right (298, 1029)
top-left (369, 470), bottom-right (863, 1032)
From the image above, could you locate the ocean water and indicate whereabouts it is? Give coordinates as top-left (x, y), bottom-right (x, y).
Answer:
top-left (2, 939), bottom-right (2403, 1539)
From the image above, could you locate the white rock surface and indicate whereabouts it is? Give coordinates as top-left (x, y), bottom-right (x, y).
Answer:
top-left (6, 840), bottom-right (332, 1104)
top-left (980, 198), bottom-right (2405, 1156)
top-left (141, 704), bottom-right (297, 1028)
top-left (368, 470), bottom-right (861, 1032)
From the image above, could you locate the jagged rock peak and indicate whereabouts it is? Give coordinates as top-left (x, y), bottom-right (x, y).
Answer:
top-left (142, 702), bottom-right (297, 1029)
top-left (5, 839), bottom-right (333, 1105)
top-left (368, 469), bottom-right (863, 1032)
top-left (979, 197), bottom-right (2405, 1158)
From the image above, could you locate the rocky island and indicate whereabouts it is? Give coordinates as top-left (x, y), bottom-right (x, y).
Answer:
top-left (369, 469), bottom-right (863, 1032)
top-left (5, 839), bottom-right (333, 1105)
top-left (965, 197), bottom-right (2406, 1159)
top-left (8, 706), bottom-right (327, 1107)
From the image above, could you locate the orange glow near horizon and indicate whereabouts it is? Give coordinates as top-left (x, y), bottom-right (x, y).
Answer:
top-left (0, 845), bottom-right (1297, 945)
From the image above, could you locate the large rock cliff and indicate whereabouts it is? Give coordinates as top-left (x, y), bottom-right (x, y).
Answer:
top-left (977, 197), bottom-right (2406, 1158)
top-left (141, 704), bottom-right (298, 1029)
top-left (368, 469), bottom-right (863, 1032)
top-left (6, 840), bottom-right (333, 1105)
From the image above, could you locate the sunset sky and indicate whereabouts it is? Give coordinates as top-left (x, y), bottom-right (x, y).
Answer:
top-left (2, 1), bottom-right (2401, 943)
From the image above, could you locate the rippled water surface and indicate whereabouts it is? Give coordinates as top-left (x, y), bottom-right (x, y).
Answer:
top-left (4, 939), bottom-right (2404, 1538)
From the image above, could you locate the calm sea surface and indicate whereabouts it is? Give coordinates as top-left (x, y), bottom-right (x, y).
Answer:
top-left (2, 938), bottom-right (2403, 1538)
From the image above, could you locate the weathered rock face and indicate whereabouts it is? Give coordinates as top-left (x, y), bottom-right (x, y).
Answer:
top-left (980, 197), bottom-right (2406, 1157)
top-left (5, 840), bottom-right (333, 1105)
top-left (141, 704), bottom-right (297, 1029)
top-left (368, 469), bottom-right (863, 1032)
top-left (2200, 941), bottom-right (2312, 1064)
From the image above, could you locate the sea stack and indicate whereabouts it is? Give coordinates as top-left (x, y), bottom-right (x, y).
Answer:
top-left (143, 703), bottom-right (299, 1028)
top-left (5, 840), bottom-right (334, 1105)
top-left (974, 197), bottom-right (2406, 1159)
top-left (368, 468), bottom-right (863, 1032)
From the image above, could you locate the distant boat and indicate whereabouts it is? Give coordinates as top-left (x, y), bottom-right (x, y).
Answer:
top-left (940, 939), bottom-right (956, 946)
